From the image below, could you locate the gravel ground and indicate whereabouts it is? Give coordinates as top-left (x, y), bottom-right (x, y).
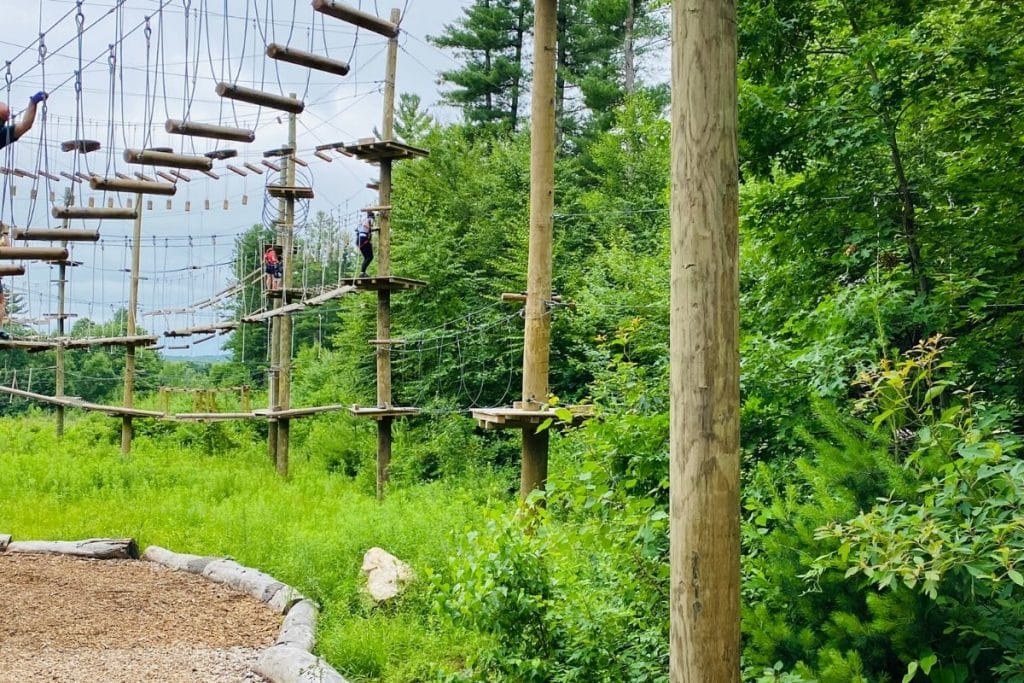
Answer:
top-left (0, 552), bottom-right (282, 682)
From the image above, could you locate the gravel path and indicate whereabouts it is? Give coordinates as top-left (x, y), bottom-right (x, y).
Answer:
top-left (0, 553), bottom-right (281, 682)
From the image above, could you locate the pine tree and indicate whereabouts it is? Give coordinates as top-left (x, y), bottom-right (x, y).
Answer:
top-left (431, 0), bottom-right (532, 132)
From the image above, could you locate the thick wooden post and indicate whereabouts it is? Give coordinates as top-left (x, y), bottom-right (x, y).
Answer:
top-left (374, 7), bottom-right (401, 500)
top-left (669, 0), bottom-right (740, 680)
top-left (274, 95), bottom-right (299, 478)
top-left (121, 194), bottom-right (144, 455)
top-left (520, 0), bottom-right (557, 500)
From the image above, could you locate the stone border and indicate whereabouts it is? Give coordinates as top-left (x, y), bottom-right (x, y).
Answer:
top-left (1, 535), bottom-right (347, 683)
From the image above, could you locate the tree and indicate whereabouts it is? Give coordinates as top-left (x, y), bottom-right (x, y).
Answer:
top-left (431, 0), bottom-right (533, 132)
top-left (394, 93), bottom-right (437, 144)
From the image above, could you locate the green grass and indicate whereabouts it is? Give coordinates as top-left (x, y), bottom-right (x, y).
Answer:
top-left (0, 413), bottom-right (506, 681)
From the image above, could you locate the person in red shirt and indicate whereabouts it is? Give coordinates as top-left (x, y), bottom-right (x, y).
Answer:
top-left (264, 246), bottom-right (281, 291)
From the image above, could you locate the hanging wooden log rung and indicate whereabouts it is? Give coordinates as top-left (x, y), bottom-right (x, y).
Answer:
top-left (216, 83), bottom-right (304, 114)
top-left (266, 43), bottom-right (350, 76)
top-left (13, 228), bottom-right (100, 242)
top-left (165, 119), bottom-right (256, 143)
top-left (312, 0), bottom-right (399, 38)
top-left (91, 177), bottom-right (178, 196)
top-left (124, 148), bottom-right (213, 171)
top-left (0, 265), bottom-right (25, 276)
top-left (52, 206), bottom-right (137, 220)
top-left (0, 246), bottom-right (69, 261)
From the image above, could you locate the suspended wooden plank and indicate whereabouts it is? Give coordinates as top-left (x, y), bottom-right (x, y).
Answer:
top-left (37, 170), bottom-right (60, 181)
top-left (204, 150), bottom-right (238, 161)
top-left (262, 159), bottom-right (282, 172)
top-left (470, 405), bottom-right (595, 431)
top-left (244, 162), bottom-right (265, 175)
top-left (60, 334), bottom-right (159, 350)
top-left (347, 405), bottom-right (421, 420)
top-left (60, 139), bottom-right (101, 154)
top-left (266, 185), bottom-right (314, 200)
top-left (166, 119), bottom-right (256, 143)
top-left (215, 83), bottom-right (304, 114)
top-left (314, 151), bottom-right (333, 162)
top-left (339, 275), bottom-right (427, 291)
top-left (134, 172), bottom-right (156, 182)
top-left (170, 412), bottom-right (260, 422)
top-left (0, 264), bottom-right (25, 276)
top-left (312, 0), bottom-right (399, 38)
top-left (200, 169), bottom-right (220, 179)
top-left (59, 171), bottom-right (82, 184)
top-left (155, 171), bottom-right (178, 183)
top-left (226, 164), bottom-right (248, 177)
top-left (90, 177), bottom-right (177, 195)
top-left (13, 228), bottom-right (100, 242)
top-left (302, 285), bottom-right (357, 306)
top-left (172, 170), bottom-right (192, 182)
top-left (14, 168), bottom-right (37, 179)
top-left (266, 43), bottom-right (351, 76)
top-left (124, 148), bottom-right (213, 171)
top-left (314, 142), bottom-right (352, 156)
top-left (52, 206), bottom-right (137, 220)
top-left (258, 404), bottom-right (348, 419)
top-left (0, 246), bottom-right (68, 261)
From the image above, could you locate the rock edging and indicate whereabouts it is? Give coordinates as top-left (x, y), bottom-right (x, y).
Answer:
top-left (142, 545), bottom-right (346, 683)
top-left (0, 535), bottom-right (346, 683)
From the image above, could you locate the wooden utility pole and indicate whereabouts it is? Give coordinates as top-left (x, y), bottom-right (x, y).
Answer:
top-left (121, 193), bottom-right (144, 455)
top-left (519, 0), bottom-right (557, 500)
top-left (55, 192), bottom-right (72, 438)
top-left (374, 7), bottom-right (401, 500)
top-left (274, 95), bottom-right (299, 478)
top-left (669, 0), bottom-right (740, 680)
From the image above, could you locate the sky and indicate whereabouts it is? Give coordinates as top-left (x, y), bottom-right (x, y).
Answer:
top-left (0, 0), bottom-right (471, 356)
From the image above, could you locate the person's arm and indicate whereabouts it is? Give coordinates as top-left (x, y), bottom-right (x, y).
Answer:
top-left (13, 92), bottom-right (47, 140)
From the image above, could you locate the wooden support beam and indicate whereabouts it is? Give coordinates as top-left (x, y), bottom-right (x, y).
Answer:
top-left (52, 206), bottom-right (137, 220)
top-left (0, 246), bottom-right (68, 260)
top-left (165, 119), bottom-right (256, 143)
top-left (266, 43), bottom-right (350, 76)
top-left (90, 177), bottom-right (178, 195)
top-left (0, 265), bottom-right (25, 276)
top-left (216, 83), bottom-right (304, 114)
top-left (312, 0), bottom-right (399, 38)
top-left (13, 228), bottom-right (100, 242)
top-left (124, 148), bottom-right (213, 171)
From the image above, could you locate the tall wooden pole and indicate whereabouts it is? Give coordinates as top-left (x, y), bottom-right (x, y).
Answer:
top-left (374, 7), bottom-right (401, 501)
top-left (274, 95), bottom-right (299, 478)
top-left (519, 0), bottom-right (557, 500)
top-left (55, 193), bottom-right (72, 438)
top-left (669, 0), bottom-right (740, 680)
top-left (121, 194), bottom-right (144, 455)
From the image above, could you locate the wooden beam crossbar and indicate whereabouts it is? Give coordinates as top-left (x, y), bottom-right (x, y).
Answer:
top-left (0, 246), bottom-right (69, 261)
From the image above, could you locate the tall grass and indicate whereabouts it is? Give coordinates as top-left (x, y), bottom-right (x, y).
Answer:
top-left (0, 413), bottom-right (508, 680)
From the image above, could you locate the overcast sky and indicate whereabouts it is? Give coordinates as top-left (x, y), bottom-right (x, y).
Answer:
top-left (0, 0), bottom-right (471, 355)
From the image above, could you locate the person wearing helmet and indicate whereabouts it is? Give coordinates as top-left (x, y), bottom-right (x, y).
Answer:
top-left (356, 212), bottom-right (376, 278)
top-left (0, 91), bottom-right (48, 151)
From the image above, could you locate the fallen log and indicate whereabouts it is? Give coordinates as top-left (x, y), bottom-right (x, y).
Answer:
top-left (255, 645), bottom-right (348, 683)
top-left (202, 558), bottom-right (287, 604)
top-left (141, 545), bottom-right (217, 573)
top-left (4, 537), bottom-right (139, 559)
top-left (0, 533), bottom-right (11, 551)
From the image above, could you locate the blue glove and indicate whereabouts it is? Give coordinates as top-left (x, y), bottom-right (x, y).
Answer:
top-left (29, 91), bottom-right (47, 105)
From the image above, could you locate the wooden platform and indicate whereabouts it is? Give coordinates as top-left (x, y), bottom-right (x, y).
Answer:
top-left (265, 185), bottom-right (314, 200)
top-left (61, 335), bottom-right (160, 350)
top-left (348, 404), bottom-right (421, 420)
top-left (471, 405), bottom-right (595, 431)
top-left (0, 339), bottom-right (62, 352)
top-left (338, 275), bottom-right (426, 291)
top-left (163, 322), bottom-right (239, 338)
top-left (342, 139), bottom-right (429, 163)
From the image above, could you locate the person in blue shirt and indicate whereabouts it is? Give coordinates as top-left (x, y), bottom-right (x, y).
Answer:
top-left (0, 91), bottom-right (48, 150)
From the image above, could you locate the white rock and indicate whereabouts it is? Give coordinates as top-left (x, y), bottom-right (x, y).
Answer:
top-left (361, 547), bottom-right (414, 603)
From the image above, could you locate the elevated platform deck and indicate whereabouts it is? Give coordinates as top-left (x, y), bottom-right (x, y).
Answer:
top-left (168, 412), bottom-right (260, 422)
top-left (342, 139), bottom-right (429, 164)
top-left (471, 404), bottom-right (595, 431)
top-left (163, 322), bottom-right (239, 338)
top-left (61, 335), bottom-right (160, 350)
top-left (348, 404), bottom-right (421, 420)
top-left (265, 184), bottom-right (314, 200)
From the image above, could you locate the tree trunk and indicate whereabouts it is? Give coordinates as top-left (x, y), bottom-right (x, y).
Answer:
top-left (669, 0), bottom-right (741, 680)
top-left (510, 0), bottom-right (528, 131)
top-left (624, 0), bottom-right (638, 94)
